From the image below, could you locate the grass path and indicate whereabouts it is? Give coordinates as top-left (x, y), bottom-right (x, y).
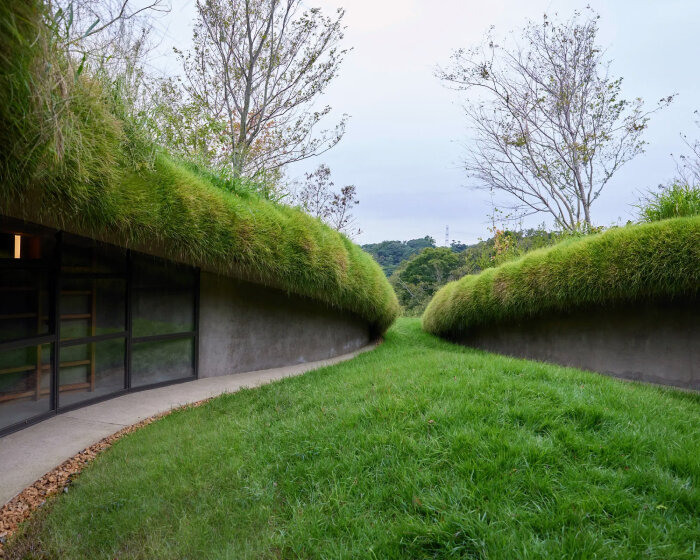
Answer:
top-left (8, 319), bottom-right (700, 559)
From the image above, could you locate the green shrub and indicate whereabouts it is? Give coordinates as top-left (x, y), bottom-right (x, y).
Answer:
top-left (390, 247), bottom-right (462, 316)
top-left (637, 182), bottom-right (700, 222)
top-left (422, 217), bottom-right (700, 337)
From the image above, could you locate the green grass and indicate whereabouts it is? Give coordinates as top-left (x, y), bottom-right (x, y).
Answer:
top-left (638, 183), bottom-right (700, 222)
top-left (0, 1), bottom-right (398, 334)
top-left (8, 319), bottom-right (700, 559)
top-left (423, 217), bottom-right (700, 338)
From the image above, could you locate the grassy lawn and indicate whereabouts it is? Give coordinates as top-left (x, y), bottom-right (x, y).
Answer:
top-left (8, 319), bottom-right (700, 559)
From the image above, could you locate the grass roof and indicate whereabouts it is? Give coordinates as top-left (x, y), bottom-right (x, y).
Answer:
top-left (422, 217), bottom-right (700, 338)
top-left (0, 1), bottom-right (398, 334)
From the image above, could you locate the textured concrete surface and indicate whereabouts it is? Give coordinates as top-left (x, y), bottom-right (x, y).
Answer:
top-left (198, 273), bottom-right (371, 377)
top-left (0, 343), bottom-right (375, 506)
top-left (456, 302), bottom-right (700, 390)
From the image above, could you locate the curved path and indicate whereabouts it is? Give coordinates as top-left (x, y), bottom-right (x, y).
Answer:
top-left (0, 343), bottom-right (376, 506)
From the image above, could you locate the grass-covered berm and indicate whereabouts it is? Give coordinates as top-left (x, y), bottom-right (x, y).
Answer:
top-left (0, 1), bottom-right (398, 334)
top-left (6, 319), bottom-right (700, 559)
top-left (423, 216), bottom-right (700, 338)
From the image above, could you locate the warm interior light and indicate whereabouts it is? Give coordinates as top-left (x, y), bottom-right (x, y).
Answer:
top-left (14, 234), bottom-right (21, 259)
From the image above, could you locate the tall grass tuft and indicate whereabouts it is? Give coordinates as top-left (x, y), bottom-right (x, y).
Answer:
top-left (637, 182), bottom-right (700, 222)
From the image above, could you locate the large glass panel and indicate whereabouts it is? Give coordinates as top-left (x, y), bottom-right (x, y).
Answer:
top-left (132, 254), bottom-right (196, 337)
top-left (61, 238), bottom-right (127, 275)
top-left (0, 230), bottom-right (15, 259)
top-left (58, 338), bottom-right (125, 408)
top-left (0, 268), bottom-right (50, 343)
top-left (60, 278), bottom-right (126, 340)
top-left (131, 337), bottom-right (194, 387)
top-left (0, 343), bottom-right (52, 431)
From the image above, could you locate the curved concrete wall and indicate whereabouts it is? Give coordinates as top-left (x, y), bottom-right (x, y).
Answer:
top-left (198, 272), bottom-right (372, 377)
top-left (452, 302), bottom-right (699, 391)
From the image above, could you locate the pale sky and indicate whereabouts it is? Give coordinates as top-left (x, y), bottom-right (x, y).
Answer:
top-left (146, 0), bottom-right (700, 244)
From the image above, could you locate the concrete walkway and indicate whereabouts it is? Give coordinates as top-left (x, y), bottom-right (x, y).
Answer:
top-left (0, 344), bottom-right (375, 506)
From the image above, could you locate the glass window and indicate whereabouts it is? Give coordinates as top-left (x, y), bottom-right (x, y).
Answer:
top-left (61, 238), bottom-right (127, 275)
top-left (0, 231), bottom-right (14, 259)
top-left (58, 338), bottom-right (126, 408)
top-left (60, 278), bottom-right (126, 340)
top-left (0, 269), bottom-right (51, 343)
top-left (0, 343), bottom-right (53, 431)
top-left (132, 254), bottom-right (196, 337)
top-left (1, 222), bottom-right (201, 431)
top-left (131, 337), bottom-right (194, 387)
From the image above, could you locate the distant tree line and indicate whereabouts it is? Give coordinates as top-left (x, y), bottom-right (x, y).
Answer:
top-left (379, 228), bottom-right (566, 316)
top-left (361, 236), bottom-right (437, 276)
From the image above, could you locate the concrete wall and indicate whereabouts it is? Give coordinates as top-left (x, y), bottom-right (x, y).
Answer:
top-left (453, 302), bottom-right (699, 391)
top-left (198, 272), bottom-right (372, 377)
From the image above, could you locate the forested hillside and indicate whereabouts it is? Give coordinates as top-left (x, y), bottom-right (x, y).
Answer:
top-left (361, 236), bottom-right (436, 276)
top-left (376, 228), bottom-right (568, 315)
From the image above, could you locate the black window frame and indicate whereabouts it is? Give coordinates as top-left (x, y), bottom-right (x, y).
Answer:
top-left (0, 220), bottom-right (200, 437)
top-left (129, 251), bottom-right (199, 389)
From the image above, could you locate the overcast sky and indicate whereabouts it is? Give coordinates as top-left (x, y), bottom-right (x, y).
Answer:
top-left (147, 0), bottom-right (700, 244)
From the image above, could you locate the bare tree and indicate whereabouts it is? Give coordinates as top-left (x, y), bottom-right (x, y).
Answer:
top-left (43, 1), bottom-right (169, 115)
top-left (293, 164), bottom-right (360, 236)
top-left (327, 184), bottom-right (359, 233)
top-left (675, 113), bottom-right (700, 186)
top-left (176, 0), bottom-right (348, 179)
top-left (31, 1), bottom-right (168, 165)
top-left (438, 10), bottom-right (673, 231)
top-left (47, 0), bottom-right (168, 60)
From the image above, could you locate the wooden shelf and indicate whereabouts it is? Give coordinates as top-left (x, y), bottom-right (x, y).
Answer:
top-left (1, 359), bottom-right (89, 375)
top-left (61, 266), bottom-right (95, 273)
top-left (0, 390), bottom-right (38, 403)
top-left (1, 277), bottom-right (97, 404)
top-left (40, 381), bottom-right (91, 397)
top-left (0, 364), bottom-right (36, 375)
top-left (58, 359), bottom-right (91, 368)
top-left (59, 381), bottom-right (91, 392)
top-left (0, 313), bottom-right (38, 320)
top-left (40, 313), bottom-right (93, 320)
top-left (0, 286), bottom-right (38, 293)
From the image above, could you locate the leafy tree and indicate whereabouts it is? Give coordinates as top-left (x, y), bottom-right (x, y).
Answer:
top-left (362, 236), bottom-right (436, 276)
top-left (399, 247), bottom-right (461, 286)
top-left (405, 236), bottom-right (436, 251)
top-left (172, 0), bottom-right (348, 179)
top-left (450, 241), bottom-right (468, 252)
top-left (390, 248), bottom-right (461, 315)
top-left (438, 9), bottom-right (673, 232)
